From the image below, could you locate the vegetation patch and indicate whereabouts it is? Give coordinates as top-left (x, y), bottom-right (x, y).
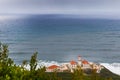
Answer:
top-left (0, 42), bottom-right (120, 80)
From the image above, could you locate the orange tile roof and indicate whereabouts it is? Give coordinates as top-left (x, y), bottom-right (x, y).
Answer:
top-left (48, 65), bottom-right (59, 69)
top-left (82, 60), bottom-right (89, 64)
top-left (70, 60), bottom-right (77, 65)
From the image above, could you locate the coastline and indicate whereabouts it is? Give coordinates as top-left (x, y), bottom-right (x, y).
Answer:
top-left (101, 63), bottom-right (120, 76)
top-left (23, 59), bottom-right (120, 76)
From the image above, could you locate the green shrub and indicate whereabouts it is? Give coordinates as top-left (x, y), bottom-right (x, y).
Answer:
top-left (0, 42), bottom-right (61, 80)
top-left (0, 42), bottom-right (116, 80)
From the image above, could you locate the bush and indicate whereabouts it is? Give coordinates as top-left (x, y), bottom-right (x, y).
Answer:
top-left (0, 42), bottom-right (115, 80)
top-left (0, 42), bottom-right (61, 80)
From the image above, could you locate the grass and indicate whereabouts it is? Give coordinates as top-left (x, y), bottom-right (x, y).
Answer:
top-left (100, 68), bottom-right (120, 80)
top-left (47, 68), bottom-right (120, 80)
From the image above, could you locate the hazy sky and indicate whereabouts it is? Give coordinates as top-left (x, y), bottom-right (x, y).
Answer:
top-left (0, 0), bottom-right (120, 17)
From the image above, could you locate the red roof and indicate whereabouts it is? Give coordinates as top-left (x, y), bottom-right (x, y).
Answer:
top-left (48, 65), bottom-right (59, 69)
top-left (82, 60), bottom-right (89, 64)
top-left (70, 60), bottom-right (77, 65)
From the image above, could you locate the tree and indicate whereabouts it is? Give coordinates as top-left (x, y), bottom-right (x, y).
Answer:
top-left (72, 66), bottom-right (84, 80)
top-left (30, 52), bottom-right (38, 72)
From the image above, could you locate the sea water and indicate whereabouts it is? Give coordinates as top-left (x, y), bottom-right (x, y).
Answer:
top-left (0, 14), bottom-right (120, 64)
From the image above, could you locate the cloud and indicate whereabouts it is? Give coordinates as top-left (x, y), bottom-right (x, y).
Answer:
top-left (0, 0), bottom-right (120, 17)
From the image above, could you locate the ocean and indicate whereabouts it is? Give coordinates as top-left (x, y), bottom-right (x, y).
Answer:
top-left (0, 14), bottom-right (120, 64)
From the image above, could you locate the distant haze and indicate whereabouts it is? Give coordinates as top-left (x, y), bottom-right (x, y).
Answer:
top-left (0, 0), bottom-right (120, 18)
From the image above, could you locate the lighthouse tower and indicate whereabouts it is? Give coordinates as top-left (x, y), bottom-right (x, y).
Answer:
top-left (78, 55), bottom-right (82, 66)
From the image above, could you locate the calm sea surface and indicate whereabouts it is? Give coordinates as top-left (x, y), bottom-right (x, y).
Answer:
top-left (0, 15), bottom-right (120, 64)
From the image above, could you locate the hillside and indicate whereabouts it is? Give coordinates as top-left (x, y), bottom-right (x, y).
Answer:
top-left (48, 68), bottom-right (120, 80)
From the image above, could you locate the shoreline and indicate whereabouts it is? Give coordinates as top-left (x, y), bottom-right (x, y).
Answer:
top-left (22, 57), bottom-right (120, 76)
top-left (23, 61), bottom-right (120, 76)
top-left (101, 63), bottom-right (120, 76)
